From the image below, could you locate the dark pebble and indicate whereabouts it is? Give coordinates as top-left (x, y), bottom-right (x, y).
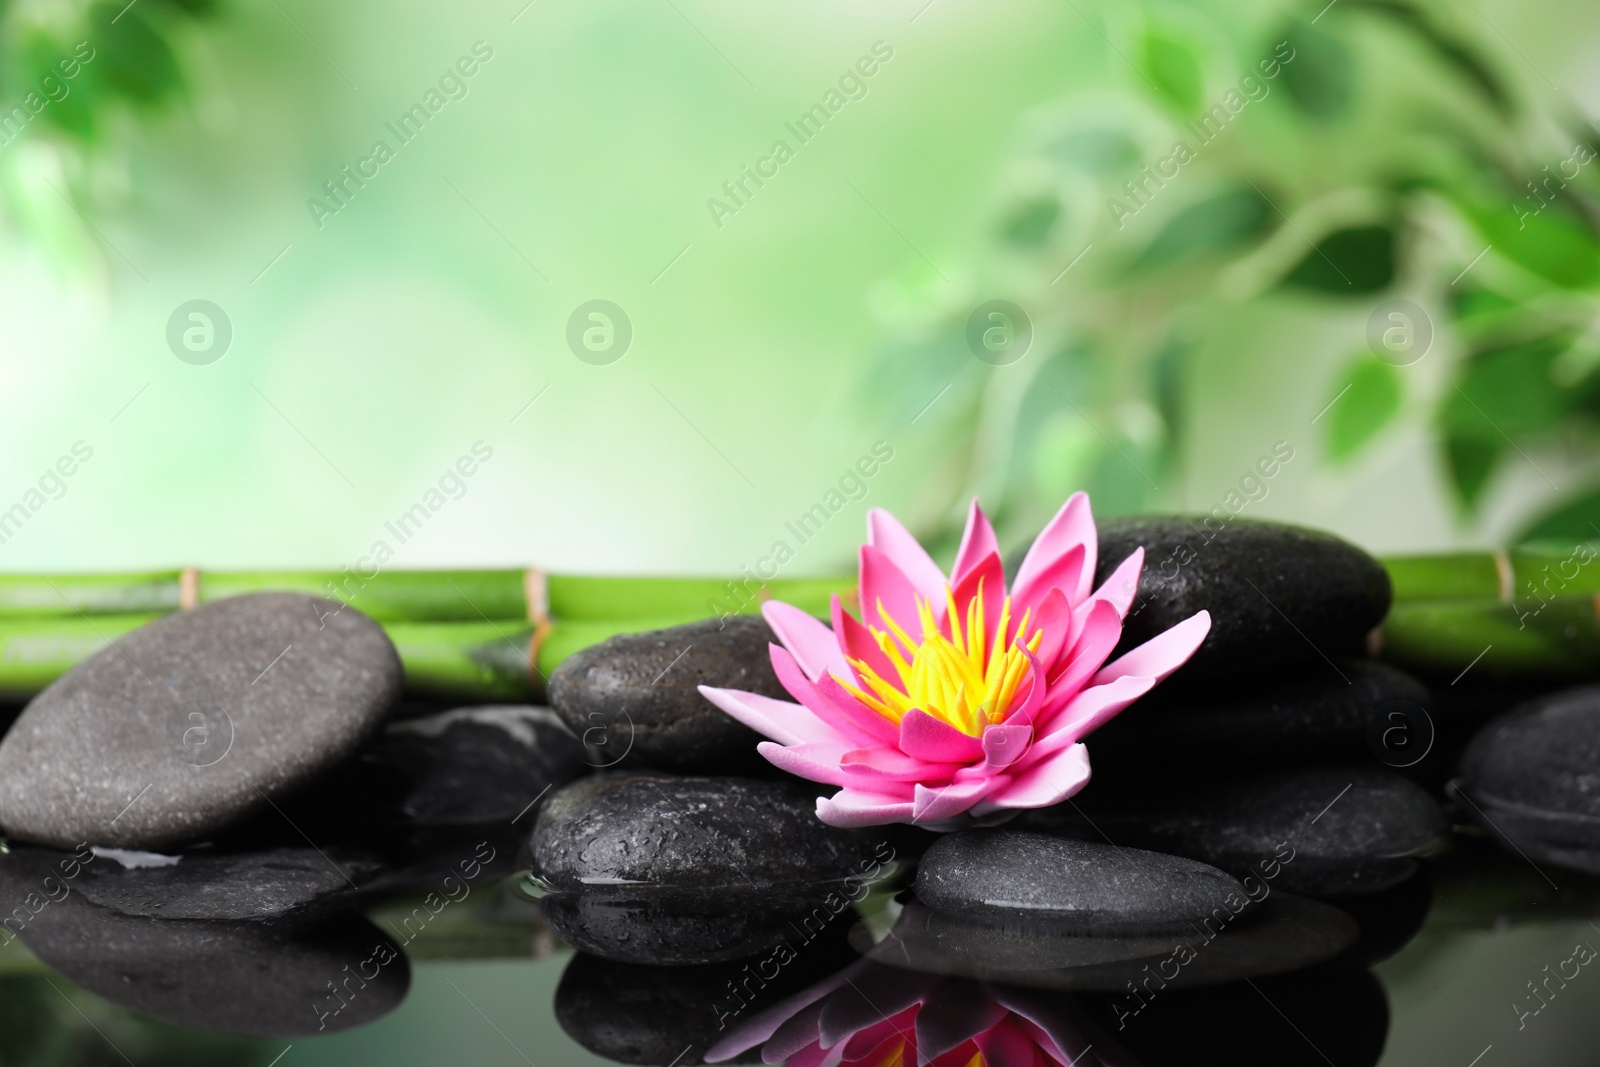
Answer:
top-left (1121, 766), bottom-right (1447, 896)
top-left (913, 830), bottom-right (1249, 936)
top-left (1084, 659), bottom-right (1435, 786)
top-left (1457, 685), bottom-right (1600, 873)
top-left (375, 705), bottom-right (588, 825)
top-left (0, 593), bottom-right (401, 850)
top-left (548, 616), bottom-right (786, 773)
top-left (541, 888), bottom-right (860, 966)
top-left (863, 895), bottom-right (1356, 992)
top-left (73, 846), bottom-right (382, 922)
top-left (1095, 517), bottom-right (1391, 678)
top-left (0, 851), bottom-right (408, 1038)
top-left (532, 772), bottom-right (891, 892)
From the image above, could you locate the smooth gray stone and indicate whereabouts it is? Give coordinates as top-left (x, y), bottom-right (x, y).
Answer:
top-left (1127, 767), bottom-right (1447, 896)
top-left (0, 593), bottom-right (402, 850)
top-left (532, 772), bottom-right (887, 891)
top-left (74, 847), bottom-right (382, 921)
top-left (1458, 686), bottom-right (1600, 872)
top-left (1095, 517), bottom-right (1391, 678)
top-left (548, 616), bottom-right (785, 772)
top-left (377, 706), bottom-right (588, 825)
top-left (914, 830), bottom-right (1249, 935)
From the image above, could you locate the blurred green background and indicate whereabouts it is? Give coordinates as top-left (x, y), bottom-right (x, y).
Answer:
top-left (5, 0), bottom-right (1600, 1062)
top-left (4, 0), bottom-right (1600, 585)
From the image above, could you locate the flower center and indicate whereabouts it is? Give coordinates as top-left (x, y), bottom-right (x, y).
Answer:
top-left (837, 581), bottom-right (1042, 737)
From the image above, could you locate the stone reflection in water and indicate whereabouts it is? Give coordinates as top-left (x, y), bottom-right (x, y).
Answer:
top-left (0, 846), bottom-right (411, 1037)
top-left (554, 932), bottom-right (858, 1066)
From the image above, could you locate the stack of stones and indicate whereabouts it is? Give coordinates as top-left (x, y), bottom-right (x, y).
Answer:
top-left (0, 592), bottom-right (589, 1037)
top-left (532, 518), bottom-right (1450, 1065)
top-left (0, 516), bottom-right (1509, 1060)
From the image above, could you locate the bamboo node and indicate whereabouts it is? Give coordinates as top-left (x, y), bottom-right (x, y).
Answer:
top-left (178, 567), bottom-right (201, 610)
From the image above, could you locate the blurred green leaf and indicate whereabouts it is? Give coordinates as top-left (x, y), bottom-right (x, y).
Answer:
top-left (1464, 198), bottom-right (1600, 289)
top-left (1518, 487), bottom-right (1600, 543)
top-left (1000, 196), bottom-right (1060, 247)
top-left (1325, 355), bottom-right (1403, 461)
top-left (1349, 1), bottom-right (1511, 115)
top-left (1281, 225), bottom-right (1396, 294)
top-left (92, 2), bottom-right (182, 102)
top-left (1443, 333), bottom-right (1575, 437)
top-left (1276, 20), bottom-right (1355, 121)
top-left (1444, 432), bottom-right (1502, 509)
top-left (1047, 128), bottom-right (1141, 175)
top-left (1127, 186), bottom-right (1275, 274)
top-left (1139, 28), bottom-right (1204, 115)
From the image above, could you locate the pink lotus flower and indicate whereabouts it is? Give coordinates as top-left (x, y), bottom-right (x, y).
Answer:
top-left (704, 959), bottom-right (1134, 1067)
top-left (700, 494), bottom-right (1210, 829)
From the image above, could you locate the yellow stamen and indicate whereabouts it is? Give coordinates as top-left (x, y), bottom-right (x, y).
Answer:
top-left (835, 580), bottom-right (1044, 737)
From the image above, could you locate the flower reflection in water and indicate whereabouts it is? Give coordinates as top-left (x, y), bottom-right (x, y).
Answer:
top-left (705, 958), bottom-right (1135, 1067)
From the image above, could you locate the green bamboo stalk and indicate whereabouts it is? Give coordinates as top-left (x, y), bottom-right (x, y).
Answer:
top-left (1376, 597), bottom-right (1600, 679)
top-left (1381, 543), bottom-right (1600, 603)
top-left (0, 571), bottom-right (853, 623)
top-left (0, 611), bottom-right (829, 703)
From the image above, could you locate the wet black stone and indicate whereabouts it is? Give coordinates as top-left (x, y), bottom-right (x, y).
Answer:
top-left (1123, 767), bottom-right (1448, 896)
top-left (0, 593), bottom-right (402, 850)
top-left (541, 887), bottom-right (861, 966)
top-left (374, 706), bottom-right (588, 825)
top-left (1457, 686), bottom-right (1600, 873)
top-left (0, 851), bottom-right (409, 1037)
top-left (1095, 517), bottom-right (1391, 678)
top-left (1081, 964), bottom-right (1389, 1067)
top-left (532, 772), bottom-right (888, 891)
top-left (1084, 660), bottom-right (1435, 786)
top-left (548, 616), bottom-right (786, 773)
top-left (554, 939), bottom-right (856, 1066)
top-left (1322, 864), bottom-right (1433, 966)
top-left (913, 830), bottom-right (1249, 935)
top-left (73, 846), bottom-right (382, 921)
top-left (864, 896), bottom-right (1356, 991)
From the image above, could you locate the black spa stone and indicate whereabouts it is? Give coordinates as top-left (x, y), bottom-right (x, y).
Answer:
top-left (1457, 686), bottom-right (1600, 873)
top-left (0, 851), bottom-right (409, 1038)
top-left (73, 846), bottom-right (383, 922)
top-left (374, 705), bottom-right (589, 825)
top-left (913, 830), bottom-right (1249, 935)
top-left (541, 887), bottom-right (856, 966)
top-left (866, 896), bottom-right (1355, 991)
top-left (548, 615), bottom-right (785, 772)
top-left (531, 772), bottom-right (886, 891)
top-left (0, 593), bottom-right (401, 850)
top-left (1084, 659), bottom-right (1434, 784)
top-left (1095, 517), bottom-right (1391, 678)
top-left (1126, 766), bottom-right (1447, 896)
